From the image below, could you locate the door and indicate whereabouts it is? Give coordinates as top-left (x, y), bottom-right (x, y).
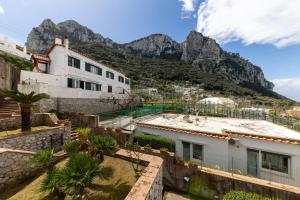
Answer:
top-left (247, 149), bottom-right (259, 177)
top-left (182, 142), bottom-right (191, 161)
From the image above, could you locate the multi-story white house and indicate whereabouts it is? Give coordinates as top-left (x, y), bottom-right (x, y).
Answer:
top-left (135, 113), bottom-right (300, 187)
top-left (18, 38), bottom-right (131, 114)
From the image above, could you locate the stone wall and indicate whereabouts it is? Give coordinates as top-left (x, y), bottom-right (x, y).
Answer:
top-left (0, 58), bottom-right (20, 91)
top-left (116, 149), bottom-right (163, 200)
top-left (0, 148), bottom-right (36, 192)
top-left (62, 113), bottom-right (99, 128)
top-left (0, 113), bottom-right (59, 131)
top-left (32, 97), bottom-right (133, 114)
top-left (0, 125), bottom-right (71, 152)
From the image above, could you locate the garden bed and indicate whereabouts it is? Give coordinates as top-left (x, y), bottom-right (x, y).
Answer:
top-left (0, 126), bottom-right (51, 139)
top-left (1, 156), bottom-right (144, 200)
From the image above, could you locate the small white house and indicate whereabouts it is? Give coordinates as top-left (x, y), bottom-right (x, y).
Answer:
top-left (18, 37), bottom-right (130, 99)
top-left (135, 113), bottom-right (300, 187)
top-left (0, 36), bottom-right (32, 60)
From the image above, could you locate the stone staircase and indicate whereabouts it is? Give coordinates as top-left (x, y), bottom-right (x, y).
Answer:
top-left (70, 126), bottom-right (79, 141)
top-left (0, 97), bottom-right (19, 115)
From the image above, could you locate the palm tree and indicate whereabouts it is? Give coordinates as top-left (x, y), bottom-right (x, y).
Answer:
top-left (0, 89), bottom-right (49, 131)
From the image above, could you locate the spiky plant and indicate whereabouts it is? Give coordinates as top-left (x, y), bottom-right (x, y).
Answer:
top-left (59, 152), bottom-right (100, 198)
top-left (31, 148), bottom-right (55, 172)
top-left (0, 89), bottom-right (49, 131)
top-left (89, 135), bottom-right (117, 155)
top-left (63, 140), bottom-right (82, 155)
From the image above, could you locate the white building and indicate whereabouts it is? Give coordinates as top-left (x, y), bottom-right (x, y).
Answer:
top-left (0, 36), bottom-right (32, 60)
top-left (135, 113), bottom-right (300, 187)
top-left (18, 37), bottom-right (130, 99)
top-left (197, 97), bottom-right (237, 108)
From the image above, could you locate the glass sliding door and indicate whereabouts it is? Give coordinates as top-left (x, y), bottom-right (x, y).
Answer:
top-left (182, 142), bottom-right (191, 161)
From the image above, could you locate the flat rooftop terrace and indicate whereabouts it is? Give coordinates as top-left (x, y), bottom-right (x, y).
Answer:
top-left (136, 114), bottom-right (300, 141)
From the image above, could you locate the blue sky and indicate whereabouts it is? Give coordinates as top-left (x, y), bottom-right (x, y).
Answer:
top-left (0, 0), bottom-right (299, 101)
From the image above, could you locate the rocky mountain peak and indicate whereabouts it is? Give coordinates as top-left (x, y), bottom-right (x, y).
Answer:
top-left (123, 33), bottom-right (182, 58)
top-left (181, 30), bottom-right (222, 61)
top-left (26, 19), bottom-right (112, 53)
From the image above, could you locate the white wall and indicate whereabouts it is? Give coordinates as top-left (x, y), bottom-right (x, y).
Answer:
top-left (0, 36), bottom-right (31, 60)
top-left (135, 126), bottom-right (300, 187)
top-left (48, 46), bottom-right (130, 93)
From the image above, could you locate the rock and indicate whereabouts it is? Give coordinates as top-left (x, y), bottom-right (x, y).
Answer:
top-left (123, 34), bottom-right (182, 58)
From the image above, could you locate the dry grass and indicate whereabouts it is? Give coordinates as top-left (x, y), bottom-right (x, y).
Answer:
top-left (2, 156), bottom-right (143, 200)
top-left (0, 126), bottom-right (51, 138)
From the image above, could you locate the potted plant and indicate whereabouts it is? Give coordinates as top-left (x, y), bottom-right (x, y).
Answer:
top-left (160, 147), bottom-right (169, 156)
top-left (144, 144), bottom-right (152, 152)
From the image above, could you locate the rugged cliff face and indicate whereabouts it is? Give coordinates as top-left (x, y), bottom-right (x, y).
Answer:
top-left (26, 19), bottom-right (113, 53)
top-left (25, 19), bottom-right (274, 91)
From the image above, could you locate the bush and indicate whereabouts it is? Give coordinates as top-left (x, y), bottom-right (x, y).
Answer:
top-left (31, 148), bottom-right (54, 168)
top-left (188, 174), bottom-right (215, 199)
top-left (222, 190), bottom-right (276, 200)
top-left (90, 135), bottom-right (117, 154)
top-left (76, 127), bottom-right (91, 139)
top-left (133, 132), bottom-right (175, 152)
top-left (63, 140), bottom-right (82, 155)
top-left (293, 123), bottom-right (300, 132)
top-left (0, 52), bottom-right (34, 70)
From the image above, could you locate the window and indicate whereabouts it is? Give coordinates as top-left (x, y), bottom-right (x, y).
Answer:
top-left (118, 76), bottom-right (124, 83)
top-left (85, 63), bottom-right (102, 76)
top-left (182, 142), bottom-right (190, 161)
top-left (108, 85), bottom-right (113, 93)
top-left (262, 151), bottom-right (290, 174)
top-left (68, 56), bottom-right (80, 69)
top-left (96, 84), bottom-right (101, 91)
top-left (85, 82), bottom-right (92, 90)
top-left (67, 78), bottom-right (77, 88)
top-left (79, 81), bottom-right (85, 90)
top-left (106, 71), bottom-right (114, 80)
top-left (125, 78), bottom-right (130, 85)
top-left (38, 62), bottom-right (47, 73)
top-left (193, 144), bottom-right (203, 161)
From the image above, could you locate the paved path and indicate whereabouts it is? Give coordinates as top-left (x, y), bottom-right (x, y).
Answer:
top-left (164, 191), bottom-right (190, 200)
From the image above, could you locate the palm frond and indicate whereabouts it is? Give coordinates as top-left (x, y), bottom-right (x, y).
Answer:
top-left (0, 89), bottom-right (49, 103)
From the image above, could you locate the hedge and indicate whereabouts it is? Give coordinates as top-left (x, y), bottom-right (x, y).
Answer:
top-left (133, 132), bottom-right (175, 152)
top-left (222, 190), bottom-right (276, 200)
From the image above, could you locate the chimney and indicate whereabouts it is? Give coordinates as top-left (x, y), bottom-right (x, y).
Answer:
top-left (54, 38), bottom-right (62, 45)
top-left (64, 37), bottom-right (69, 49)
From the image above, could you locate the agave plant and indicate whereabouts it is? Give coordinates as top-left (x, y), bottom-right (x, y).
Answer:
top-left (0, 89), bottom-right (49, 131)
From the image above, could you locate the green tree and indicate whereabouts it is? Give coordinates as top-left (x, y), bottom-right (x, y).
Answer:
top-left (0, 89), bottom-right (49, 131)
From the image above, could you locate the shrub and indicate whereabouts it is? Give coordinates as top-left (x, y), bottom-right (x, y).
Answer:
top-left (188, 174), bottom-right (215, 200)
top-left (0, 52), bottom-right (34, 71)
top-left (63, 140), bottom-right (82, 155)
top-left (90, 135), bottom-right (117, 155)
top-left (133, 132), bottom-right (175, 152)
top-left (59, 152), bottom-right (100, 197)
top-left (76, 127), bottom-right (91, 139)
top-left (293, 123), bottom-right (300, 132)
top-left (222, 190), bottom-right (276, 200)
top-left (31, 148), bottom-right (54, 169)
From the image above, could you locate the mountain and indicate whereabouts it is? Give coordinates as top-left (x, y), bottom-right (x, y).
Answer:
top-left (26, 19), bottom-right (113, 53)
top-left (26, 19), bottom-right (287, 105)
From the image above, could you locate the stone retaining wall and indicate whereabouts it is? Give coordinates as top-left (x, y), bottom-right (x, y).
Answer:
top-left (0, 125), bottom-right (71, 152)
top-left (0, 113), bottom-right (59, 131)
top-left (0, 148), bottom-right (36, 192)
top-left (115, 149), bottom-right (163, 200)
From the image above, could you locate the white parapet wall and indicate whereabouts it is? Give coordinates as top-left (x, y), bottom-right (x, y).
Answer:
top-left (0, 36), bottom-right (31, 60)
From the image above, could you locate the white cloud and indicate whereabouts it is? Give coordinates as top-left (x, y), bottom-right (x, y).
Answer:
top-left (0, 5), bottom-right (4, 14)
top-left (179, 0), bottom-right (198, 18)
top-left (272, 78), bottom-right (300, 102)
top-left (196, 0), bottom-right (300, 47)
top-left (179, 0), bottom-right (196, 12)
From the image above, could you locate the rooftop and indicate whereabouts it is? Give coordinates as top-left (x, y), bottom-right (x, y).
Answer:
top-left (136, 114), bottom-right (300, 143)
